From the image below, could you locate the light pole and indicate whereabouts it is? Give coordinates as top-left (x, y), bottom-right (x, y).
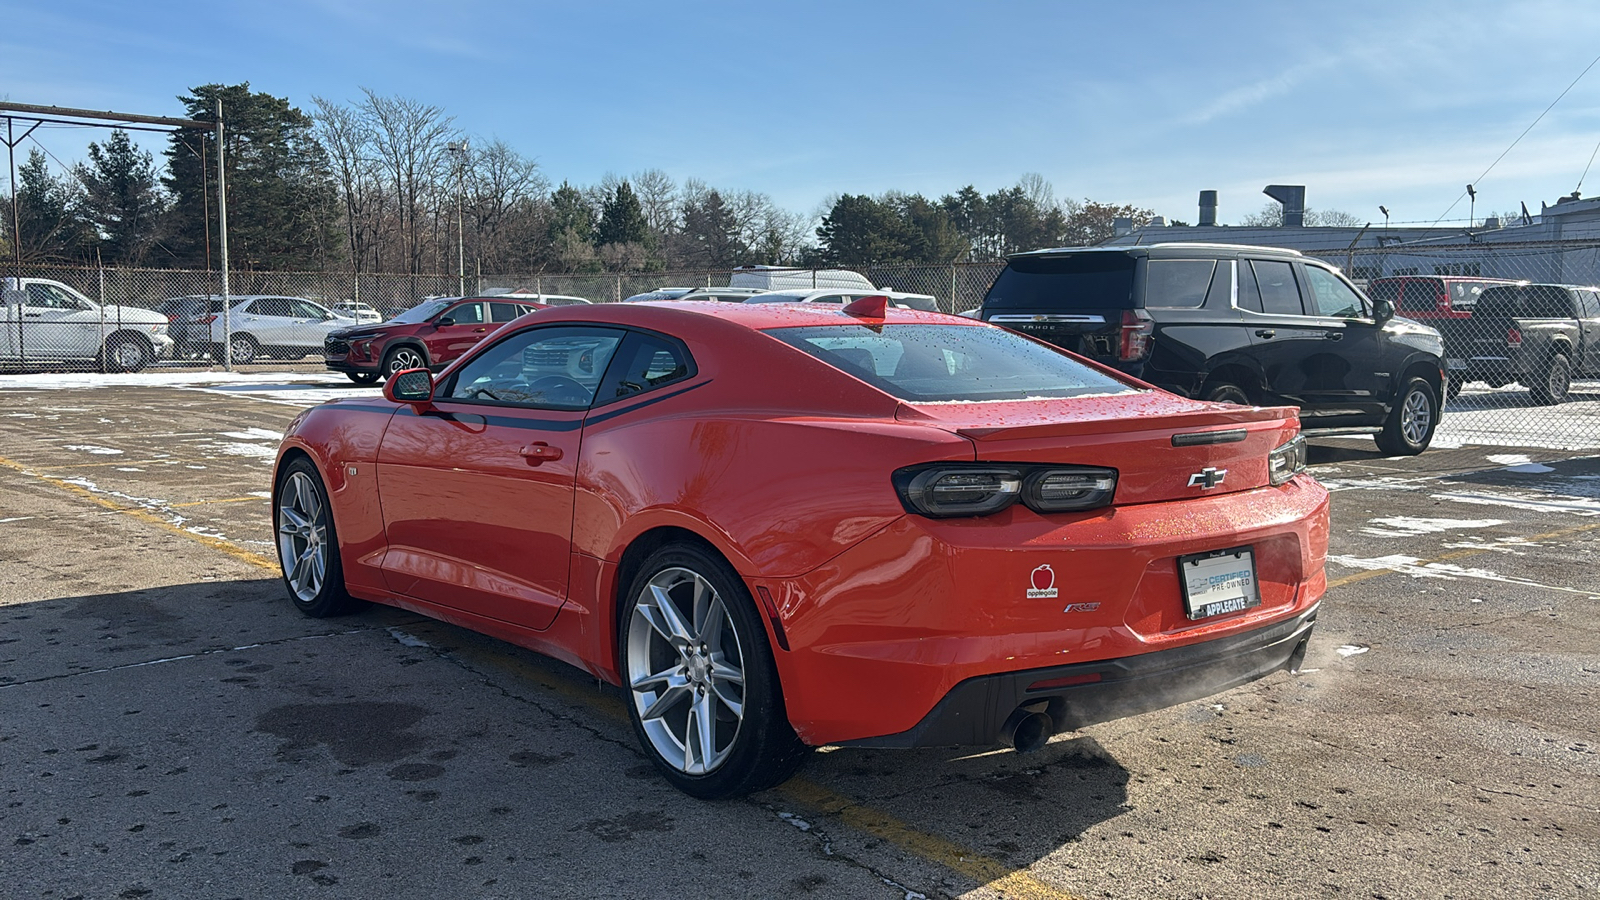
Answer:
top-left (446, 140), bottom-right (468, 296)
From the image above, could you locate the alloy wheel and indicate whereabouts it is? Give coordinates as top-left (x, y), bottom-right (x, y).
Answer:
top-left (111, 338), bottom-right (147, 371)
top-left (626, 567), bottom-right (747, 776)
top-left (277, 471), bottom-right (329, 603)
top-left (387, 347), bottom-right (425, 374)
top-left (1400, 387), bottom-right (1432, 446)
top-left (230, 336), bottom-right (256, 365)
top-left (1548, 360), bottom-right (1570, 400)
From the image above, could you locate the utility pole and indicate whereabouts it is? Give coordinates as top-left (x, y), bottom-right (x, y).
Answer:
top-left (216, 98), bottom-right (232, 372)
top-left (447, 140), bottom-right (467, 296)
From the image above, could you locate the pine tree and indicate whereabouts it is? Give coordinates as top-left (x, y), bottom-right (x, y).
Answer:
top-left (595, 181), bottom-right (650, 248)
top-left (77, 130), bottom-right (167, 265)
top-left (4, 148), bottom-right (91, 263)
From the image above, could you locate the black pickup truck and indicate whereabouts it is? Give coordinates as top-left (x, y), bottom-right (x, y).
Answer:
top-left (1456, 283), bottom-right (1600, 404)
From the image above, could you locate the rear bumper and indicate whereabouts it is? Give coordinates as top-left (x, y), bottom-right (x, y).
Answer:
top-left (841, 604), bottom-right (1316, 748)
top-left (763, 475), bottom-right (1330, 746)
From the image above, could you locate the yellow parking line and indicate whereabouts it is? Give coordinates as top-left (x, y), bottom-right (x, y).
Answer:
top-left (33, 458), bottom-right (213, 471)
top-left (0, 454), bottom-right (278, 572)
top-left (170, 496), bottom-right (267, 508)
top-left (434, 632), bottom-right (1082, 900)
top-left (1327, 520), bottom-right (1600, 589)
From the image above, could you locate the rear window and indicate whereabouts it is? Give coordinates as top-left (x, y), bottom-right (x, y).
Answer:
top-left (766, 323), bottom-right (1137, 402)
top-left (1478, 286), bottom-right (1574, 319)
top-left (983, 253), bottom-right (1136, 310)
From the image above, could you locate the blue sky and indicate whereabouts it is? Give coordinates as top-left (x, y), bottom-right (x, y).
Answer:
top-left (5, 0), bottom-right (1600, 228)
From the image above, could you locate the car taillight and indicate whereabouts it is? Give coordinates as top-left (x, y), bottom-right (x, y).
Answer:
top-left (1119, 309), bottom-right (1154, 361)
top-left (1506, 327), bottom-right (1522, 346)
top-left (893, 464), bottom-right (1117, 518)
top-left (199, 314), bottom-right (217, 325)
top-left (1267, 435), bottom-right (1308, 486)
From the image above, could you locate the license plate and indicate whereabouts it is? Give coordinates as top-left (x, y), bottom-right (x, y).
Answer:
top-left (1179, 546), bottom-right (1260, 620)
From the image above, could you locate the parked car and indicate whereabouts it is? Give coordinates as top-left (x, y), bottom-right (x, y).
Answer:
top-left (274, 300), bottom-right (1327, 797)
top-left (1454, 283), bottom-right (1600, 404)
top-left (157, 295), bottom-right (226, 359)
top-left (331, 300), bottom-right (383, 324)
top-left (976, 244), bottom-right (1447, 455)
top-left (1365, 275), bottom-right (1521, 394)
top-left (743, 288), bottom-right (939, 311)
top-left (623, 287), bottom-right (697, 303)
top-left (729, 266), bottom-right (875, 291)
top-left (487, 292), bottom-right (591, 307)
top-left (2, 277), bottom-right (174, 372)
top-left (205, 296), bottom-right (356, 365)
top-left (323, 296), bottom-right (547, 383)
top-left (676, 288), bottom-right (769, 302)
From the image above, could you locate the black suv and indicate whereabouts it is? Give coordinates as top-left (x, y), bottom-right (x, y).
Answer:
top-left (978, 244), bottom-right (1447, 455)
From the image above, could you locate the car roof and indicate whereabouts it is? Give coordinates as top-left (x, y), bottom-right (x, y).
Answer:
top-left (1011, 242), bottom-right (1305, 260)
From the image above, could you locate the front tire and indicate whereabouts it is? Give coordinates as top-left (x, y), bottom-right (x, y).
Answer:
top-left (346, 372), bottom-right (381, 385)
top-left (275, 457), bottom-right (361, 617)
top-left (103, 334), bottom-right (151, 373)
top-left (226, 334), bottom-right (258, 366)
top-left (622, 544), bottom-right (805, 799)
top-left (1529, 353), bottom-right (1571, 405)
top-left (383, 345), bottom-right (428, 377)
top-left (1376, 376), bottom-right (1438, 456)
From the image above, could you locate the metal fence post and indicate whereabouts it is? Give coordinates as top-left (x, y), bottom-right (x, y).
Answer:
top-left (216, 98), bottom-right (233, 373)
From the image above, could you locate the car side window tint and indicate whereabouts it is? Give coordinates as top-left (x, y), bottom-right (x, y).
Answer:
top-left (1236, 261), bottom-right (1263, 312)
top-left (597, 332), bottom-right (695, 403)
top-left (1303, 266), bottom-right (1366, 318)
top-left (1251, 261), bottom-right (1304, 315)
top-left (812, 295), bottom-right (847, 304)
top-left (1579, 290), bottom-right (1600, 317)
top-left (490, 302), bottom-right (525, 323)
top-left (1400, 281), bottom-right (1437, 312)
top-left (294, 300), bottom-right (326, 319)
top-left (446, 302), bottom-right (485, 324)
top-left (1143, 259), bottom-right (1215, 308)
top-left (1204, 260), bottom-right (1232, 308)
top-left (443, 325), bottom-right (625, 410)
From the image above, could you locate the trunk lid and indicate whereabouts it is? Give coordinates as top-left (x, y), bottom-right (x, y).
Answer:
top-left (897, 392), bottom-right (1299, 504)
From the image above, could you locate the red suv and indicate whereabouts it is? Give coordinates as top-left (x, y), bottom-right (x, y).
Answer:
top-left (323, 296), bottom-right (546, 383)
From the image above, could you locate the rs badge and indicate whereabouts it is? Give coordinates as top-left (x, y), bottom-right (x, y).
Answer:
top-left (1027, 564), bottom-right (1058, 599)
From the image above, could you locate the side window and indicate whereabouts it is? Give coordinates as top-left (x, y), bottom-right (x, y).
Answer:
top-left (1303, 266), bottom-right (1367, 318)
top-left (1204, 261), bottom-right (1232, 308)
top-left (811, 294), bottom-right (847, 304)
top-left (444, 302), bottom-right (485, 325)
top-left (1143, 259), bottom-right (1216, 308)
top-left (490, 302), bottom-right (526, 323)
top-left (597, 332), bottom-right (695, 403)
top-left (443, 325), bottom-right (625, 410)
top-left (1579, 290), bottom-right (1600, 318)
top-left (1251, 261), bottom-right (1305, 315)
top-left (245, 299), bottom-right (271, 317)
top-left (1236, 261), bottom-right (1263, 312)
top-left (293, 300), bottom-right (328, 319)
top-left (25, 284), bottom-right (82, 309)
top-left (1400, 281), bottom-right (1438, 312)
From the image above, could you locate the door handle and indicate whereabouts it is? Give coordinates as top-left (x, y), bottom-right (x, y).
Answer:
top-left (473, 327), bottom-right (488, 333)
top-left (23, 313), bottom-right (42, 318)
top-left (1324, 332), bottom-right (1344, 341)
top-left (519, 442), bottom-right (563, 464)
top-left (1254, 329), bottom-right (1275, 338)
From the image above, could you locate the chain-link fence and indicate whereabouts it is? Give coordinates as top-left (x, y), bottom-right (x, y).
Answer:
top-left (3, 248), bottom-right (1598, 451)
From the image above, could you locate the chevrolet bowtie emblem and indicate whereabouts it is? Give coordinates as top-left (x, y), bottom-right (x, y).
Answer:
top-left (1187, 467), bottom-right (1227, 489)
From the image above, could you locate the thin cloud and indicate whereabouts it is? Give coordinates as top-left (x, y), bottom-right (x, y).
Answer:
top-left (1181, 57), bottom-right (1341, 126)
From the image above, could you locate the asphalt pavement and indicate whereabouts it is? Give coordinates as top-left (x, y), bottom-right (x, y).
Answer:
top-left (1, 374), bottom-right (1597, 899)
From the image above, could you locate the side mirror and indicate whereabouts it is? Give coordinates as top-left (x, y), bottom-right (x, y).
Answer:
top-left (384, 368), bottom-right (434, 404)
top-left (436, 316), bottom-right (456, 327)
top-left (1372, 298), bottom-right (1396, 324)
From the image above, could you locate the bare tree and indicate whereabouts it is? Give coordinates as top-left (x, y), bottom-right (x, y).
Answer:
top-left (358, 89), bottom-right (456, 277)
top-left (312, 96), bottom-right (386, 276)
top-left (632, 168), bottom-right (678, 235)
top-left (466, 138), bottom-right (548, 272)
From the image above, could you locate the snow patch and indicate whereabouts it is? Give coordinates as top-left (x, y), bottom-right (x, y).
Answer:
top-left (387, 627), bottom-right (431, 649)
top-left (220, 428), bottom-right (284, 441)
top-left (1504, 463), bottom-right (1557, 474)
top-left (1336, 645), bottom-right (1370, 657)
top-left (64, 444), bottom-right (122, 455)
top-left (214, 442), bottom-right (277, 459)
top-left (1360, 517), bottom-right (1506, 538)
top-left (1435, 491), bottom-right (1600, 516)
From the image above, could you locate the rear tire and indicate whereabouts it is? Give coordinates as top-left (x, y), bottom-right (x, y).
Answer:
top-left (1202, 381), bottom-right (1251, 405)
top-left (1376, 377), bottom-right (1438, 456)
top-left (1529, 353), bottom-right (1571, 405)
top-left (621, 543), bottom-right (806, 799)
top-left (226, 334), bottom-right (258, 366)
top-left (346, 372), bottom-right (381, 385)
top-left (274, 457), bottom-right (362, 617)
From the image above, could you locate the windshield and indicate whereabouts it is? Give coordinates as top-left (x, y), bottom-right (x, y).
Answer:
top-left (766, 323), bottom-right (1138, 402)
top-left (983, 253), bottom-right (1136, 310)
top-left (388, 299), bottom-right (452, 324)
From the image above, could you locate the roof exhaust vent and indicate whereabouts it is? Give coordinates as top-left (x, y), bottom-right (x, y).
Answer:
top-left (1263, 185), bottom-right (1306, 227)
top-left (1112, 216), bottom-right (1134, 237)
top-left (1198, 190), bottom-right (1218, 227)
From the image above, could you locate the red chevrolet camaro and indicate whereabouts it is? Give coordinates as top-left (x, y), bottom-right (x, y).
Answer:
top-left (273, 298), bottom-right (1329, 798)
